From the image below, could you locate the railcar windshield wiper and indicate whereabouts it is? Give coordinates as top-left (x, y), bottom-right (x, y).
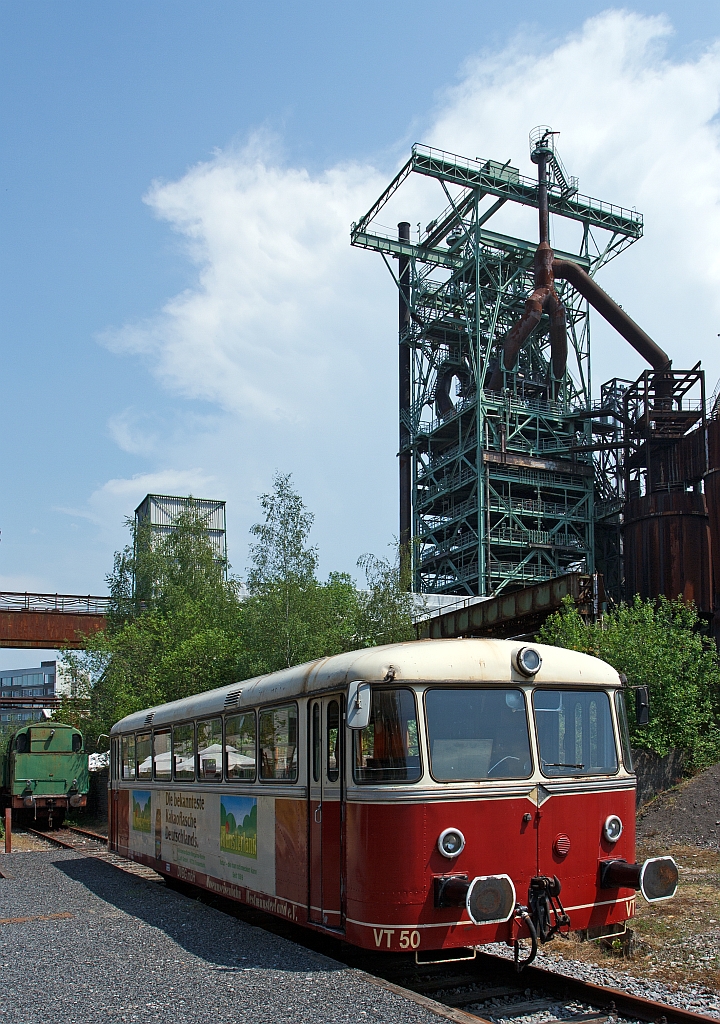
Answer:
top-left (543, 763), bottom-right (584, 769)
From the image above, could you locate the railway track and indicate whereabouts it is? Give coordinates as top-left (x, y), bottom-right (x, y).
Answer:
top-left (353, 949), bottom-right (719, 1024)
top-left (12, 829), bottom-right (718, 1024)
top-left (21, 825), bottom-right (161, 881)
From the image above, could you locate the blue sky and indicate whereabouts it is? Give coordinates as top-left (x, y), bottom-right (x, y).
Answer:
top-left (2, 1), bottom-right (720, 668)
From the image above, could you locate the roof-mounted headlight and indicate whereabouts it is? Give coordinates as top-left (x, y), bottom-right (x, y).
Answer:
top-left (515, 647), bottom-right (542, 677)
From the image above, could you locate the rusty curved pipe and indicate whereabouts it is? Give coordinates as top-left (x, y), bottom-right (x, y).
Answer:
top-left (488, 239), bottom-right (568, 390)
top-left (552, 258), bottom-right (671, 372)
top-left (487, 132), bottom-right (671, 392)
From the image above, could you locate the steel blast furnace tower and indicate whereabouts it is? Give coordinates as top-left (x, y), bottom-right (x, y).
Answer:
top-left (352, 131), bottom-right (644, 596)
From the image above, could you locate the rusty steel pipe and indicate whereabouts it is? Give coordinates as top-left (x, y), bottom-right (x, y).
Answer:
top-left (552, 258), bottom-right (671, 372)
top-left (488, 140), bottom-right (568, 391)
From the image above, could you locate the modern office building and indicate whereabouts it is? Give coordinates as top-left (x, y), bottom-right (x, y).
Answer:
top-left (0, 661), bottom-right (56, 724)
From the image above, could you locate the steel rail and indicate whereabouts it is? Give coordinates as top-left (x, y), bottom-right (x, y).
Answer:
top-left (367, 950), bottom-right (718, 1024)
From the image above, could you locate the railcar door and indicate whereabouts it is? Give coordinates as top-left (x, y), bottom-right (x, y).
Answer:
top-left (308, 695), bottom-right (344, 929)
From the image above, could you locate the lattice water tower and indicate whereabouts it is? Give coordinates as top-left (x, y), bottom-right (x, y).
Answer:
top-left (134, 494), bottom-right (227, 572)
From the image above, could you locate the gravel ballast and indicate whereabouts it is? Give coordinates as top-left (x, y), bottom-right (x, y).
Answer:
top-left (0, 850), bottom-right (440, 1024)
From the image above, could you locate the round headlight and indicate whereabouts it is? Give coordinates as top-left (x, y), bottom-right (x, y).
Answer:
top-left (603, 814), bottom-right (623, 843)
top-left (438, 828), bottom-right (465, 858)
top-left (515, 647), bottom-right (542, 676)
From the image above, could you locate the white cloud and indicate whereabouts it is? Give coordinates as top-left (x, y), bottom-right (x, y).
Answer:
top-left (62, 469), bottom-right (217, 529)
top-left (103, 134), bottom-right (390, 422)
top-left (96, 10), bottom-right (720, 571)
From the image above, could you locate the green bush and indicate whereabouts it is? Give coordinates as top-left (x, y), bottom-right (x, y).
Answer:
top-left (537, 595), bottom-right (720, 769)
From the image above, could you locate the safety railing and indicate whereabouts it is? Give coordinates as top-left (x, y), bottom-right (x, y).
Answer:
top-left (0, 593), bottom-right (111, 615)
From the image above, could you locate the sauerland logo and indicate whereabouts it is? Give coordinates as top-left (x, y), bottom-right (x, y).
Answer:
top-left (132, 791), bottom-right (152, 833)
top-left (220, 796), bottom-right (257, 858)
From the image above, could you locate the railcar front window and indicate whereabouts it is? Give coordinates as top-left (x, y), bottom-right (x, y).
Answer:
top-left (615, 691), bottom-right (634, 773)
top-left (198, 718), bottom-right (223, 781)
top-left (259, 705), bottom-right (298, 781)
top-left (136, 733), bottom-right (152, 780)
top-left (353, 688), bottom-right (421, 784)
top-left (173, 723), bottom-right (195, 781)
top-left (225, 713), bottom-right (256, 781)
top-left (153, 730), bottom-right (172, 781)
top-left (425, 688), bottom-right (531, 781)
top-left (533, 690), bottom-right (618, 777)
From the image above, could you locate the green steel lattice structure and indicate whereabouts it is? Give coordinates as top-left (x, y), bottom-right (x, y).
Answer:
top-left (351, 142), bottom-right (642, 596)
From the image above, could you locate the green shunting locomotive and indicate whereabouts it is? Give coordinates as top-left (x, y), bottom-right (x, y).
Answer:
top-left (2, 723), bottom-right (89, 828)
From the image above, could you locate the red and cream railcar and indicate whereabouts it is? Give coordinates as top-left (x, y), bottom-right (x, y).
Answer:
top-left (108, 638), bottom-right (677, 959)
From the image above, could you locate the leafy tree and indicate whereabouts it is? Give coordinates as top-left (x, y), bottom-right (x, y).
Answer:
top-left (240, 473), bottom-right (414, 674)
top-left (537, 595), bottom-right (720, 768)
top-left (57, 503), bottom-right (245, 747)
top-left (59, 476), bottom-right (416, 745)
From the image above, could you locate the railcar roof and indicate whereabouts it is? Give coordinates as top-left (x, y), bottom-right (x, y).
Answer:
top-left (111, 638), bottom-right (620, 734)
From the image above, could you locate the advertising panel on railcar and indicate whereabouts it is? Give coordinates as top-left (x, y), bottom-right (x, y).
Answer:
top-left (108, 639), bottom-right (678, 965)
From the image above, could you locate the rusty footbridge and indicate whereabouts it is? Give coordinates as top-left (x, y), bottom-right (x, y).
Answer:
top-left (0, 592), bottom-right (108, 649)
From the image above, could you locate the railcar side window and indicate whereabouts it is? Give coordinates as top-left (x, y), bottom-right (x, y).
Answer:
top-left (259, 705), bottom-right (298, 782)
top-left (533, 690), bottom-right (618, 777)
top-left (153, 730), bottom-right (172, 781)
top-left (353, 689), bottom-right (421, 784)
top-left (173, 723), bottom-right (195, 781)
top-left (136, 733), bottom-right (152, 780)
top-left (327, 700), bottom-right (340, 782)
top-left (615, 691), bottom-right (634, 773)
top-left (425, 688), bottom-right (531, 781)
top-left (198, 718), bottom-right (223, 781)
top-left (121, 735), bottom-right (135, 779)
top-left (72, 733), bottom-right (83, 753)
top-left (225, 713), bottom-right (256, 781)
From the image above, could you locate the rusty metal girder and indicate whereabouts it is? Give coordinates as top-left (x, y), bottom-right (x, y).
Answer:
top-left (417, 572), bottom-right (596, 640)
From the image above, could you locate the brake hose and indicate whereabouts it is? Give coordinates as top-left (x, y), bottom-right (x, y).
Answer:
top-left (513, 905), bottom-right (538, 972)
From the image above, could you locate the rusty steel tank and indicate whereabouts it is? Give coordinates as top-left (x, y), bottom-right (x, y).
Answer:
top-left (623, 490), bottom-right (712, 610)
top-left (704, 418), bottom-right (720, 611)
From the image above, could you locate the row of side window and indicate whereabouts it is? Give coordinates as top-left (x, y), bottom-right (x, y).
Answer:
top-left (117, 704), bottom-right (298, 784)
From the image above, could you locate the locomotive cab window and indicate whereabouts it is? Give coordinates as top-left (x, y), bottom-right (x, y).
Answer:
top-left (72, 733), bottom-right (82, 753)
top-left (425, 688), bottom-right (532, 781)
top-left (15, 732), bottom-right (28, 754)
top-left (353, 688), bottom-right (421, 784)
top-left (198, 718), bottom-right (223, 781)
top-left (259, 704), bottom-right (298, 781)
top-left (225, 712), bottom-right (256, 781)
top-left (534, 689), bottom-right (618, 777)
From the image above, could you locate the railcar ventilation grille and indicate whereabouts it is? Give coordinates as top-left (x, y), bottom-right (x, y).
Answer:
top-left (144, 712), bottom-right (155, 726)
top-left (224, 690), bottom-right (242, 709)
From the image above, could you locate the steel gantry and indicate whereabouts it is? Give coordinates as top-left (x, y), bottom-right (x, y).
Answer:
top-left (351, 134), bottom-right (643, 596)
